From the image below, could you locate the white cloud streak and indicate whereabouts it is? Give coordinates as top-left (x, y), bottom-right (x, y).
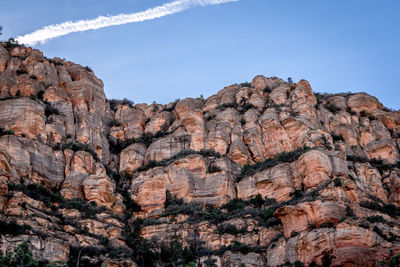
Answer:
top-left (16, 0), bottom-right (238, 45)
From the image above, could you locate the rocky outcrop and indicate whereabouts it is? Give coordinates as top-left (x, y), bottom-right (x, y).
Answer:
top-left (120, 143), bottom-right (147, 174)
top-left (237, 163), bottom-right (294, 202)
top-left (0, 235), bottom-right (70, 263)
top-left (131, 154), bottom-right (236, 215)
top-left (1, 43), bottom-right (400, 266)
top-left (0, 98), bottom-right (45, 140)
top-left (275, 200), bottom-right (346, 238)
top-left (0, 136), bottom-right (65, 188)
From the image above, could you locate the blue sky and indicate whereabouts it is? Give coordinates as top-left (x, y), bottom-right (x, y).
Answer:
top-left (1, 0), bottom-right (400, 109)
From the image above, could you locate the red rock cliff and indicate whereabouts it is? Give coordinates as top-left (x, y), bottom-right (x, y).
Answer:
top-left (1, 42), bottom-right (400, 266)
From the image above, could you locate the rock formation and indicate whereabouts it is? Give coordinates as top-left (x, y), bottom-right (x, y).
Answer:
top-left (1, 41), bottom-right (400, 266)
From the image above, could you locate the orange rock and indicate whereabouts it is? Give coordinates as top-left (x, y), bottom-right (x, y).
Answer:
top-left (174, 97), bottom-right (204, 121)
top-left (82, 164), bottom-right (117, 209)
top-left (291, 79), bottom-right (317, 107)
top-left (237, 163), bottom-right (294, 202)
top-left (181, 110), bottom-right (205, 151)
top-left (144, 111), bottom-right (172, 134)
top-left (2, 46), bottom-right (400, 266)
top-left (364, 138), bottom-right (399, 163)
top-left (120, 143), bottom-right (146, 174)
top-left (259, 110), bottom-right (292, 158)
top-left (347, 93), bottom-right (382, 113)
top-left (131, 167), bottom-right (167, 215)
top-left (227, 137), bottom-right (253, 166)
top-left (0, 98), bottom-right (45, 140)
top-left (275, 200), bottom-right (346, 238)
top-left (293, 149), bottom-right (332, 189)
top-left (0, 46), bottom-right (9, 72)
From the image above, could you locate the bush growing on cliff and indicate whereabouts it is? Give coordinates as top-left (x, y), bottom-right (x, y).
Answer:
top-left (159, 239), bottom-right (200, 266)
top-left (37, 90), bottom-right (45, 100)
top-left (43, 101), bottom-right (60, 117)
top-left (262, 208), bottom-right (274, 220)
top-left (346, 154), bottom-right (369, 163)
top-left (294, 261), bottom-right (305, 267)
top-left (290, 231), bottom-right (299, 238)
top-left (108, 119), bottom-right (121, 127)
top-left (360, 200), bottom-right (400, 218)
top-left (346, 107), bottom-right (357, 115)
top-left (2, 38), bottom-right (19, 50)
top-left (226, 240), bottom-right (263, 255)
top-left (289, 189), bottom-right (304, 199)
top-left (203, 257), bottom-right (218, 267)
top-left (108, 98), bottom-right (134, 112)
top-left (239, 103), bottom-right (257, 114)
top-left (324, 103), bottom-right (341, 114)
top-left (59, 198), bottom-right (107, 219)
top-left (263, 85), bottom-right (272, 93)
top-left (331, 134), bottom-right (345, 142)
top-left (239, 82), bottom-right (252, 87)
top-left (216, 102), bottom-right (238, 111)
top-left (346, 155), bottom-right (398, 174)
top-left (239, 146), bottom-right (311, 179)
top-left (388, 128), bottom-right (400, 139)
top-left (120, 188), bottom-right (141, 213)
top-left (108, 127), bottom-right (178, 153)
top-left (162, 199), bottom-right (203, 217)
top-left (45, 261), bottom-right (68, 267)
top-left (67, 246), bottom-right (101, 267)
top-left (319, 222), bottom-right (334, 228)
top-left (199, 149), bottom-right (221, 158)
top-left (135, 148), bottom-right (221, 172)
top-left (122, 219), bottom-right (162, 266)
top-left (373, 226), bottom-right (395, 242)
top-left (8, 182), bottom-right (63, 208)
top-left (0, 93), bottom-right (26, 101)
top-left (221, 198), bottom-right (247, 212)
top-left (216, 223), bottom-right (246, 235)
top-left (322, 253), bottom-right (333, 267)
top-left (0, 242), bottom-right (38, 267)
top-left (84, 66), bottom-right (93, 72)
top-left (61, 142), bottom-right (99, 161)
top-left (68, 243), bottom-right (133, 265)
top-left (367, 215), bottom-right (385, 224)
top-left (16, 69), bottom-right (28, 75)
top-left (360, 201), bottom-right (383, 211)
top-left (360, 110), bottom-right (368, 117)
top-left (208, 165), bottom-right (222, 173)
top-left (378, 254), bottom-right (400, 267)
top-left (163, 99), bottom-right (180, 112)
top-left (346, 206), bottom-right (354, 217)
top-left (8, 181), bottom-right (117, 221)
top-left (369, 158), bottom-right (392, 174)
top-left (0, 220), bottom-right (31, 236)
top-left (249, 194), bottom-right (264, 207)
top-left (333, 178), bottom-right (342, 187)
top-left (0, 127), bottom-right (14, 136)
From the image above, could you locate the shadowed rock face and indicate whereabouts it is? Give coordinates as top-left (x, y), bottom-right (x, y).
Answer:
top-left (1, 43), bottom-right (400, 266)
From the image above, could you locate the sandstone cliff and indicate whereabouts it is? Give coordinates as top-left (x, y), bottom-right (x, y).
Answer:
top-left (1, 41), bottom-right (400, 266)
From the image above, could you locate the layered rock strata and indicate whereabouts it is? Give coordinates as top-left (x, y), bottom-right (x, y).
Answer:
top-left (1, 42), bottom-right (400, 266)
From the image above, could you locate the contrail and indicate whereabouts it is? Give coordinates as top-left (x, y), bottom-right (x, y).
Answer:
top-left (16, 0), bottom-right (238, 45)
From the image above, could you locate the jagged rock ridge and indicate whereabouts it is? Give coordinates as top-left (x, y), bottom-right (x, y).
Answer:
top-left (1, 42), bottom-right (400, 266)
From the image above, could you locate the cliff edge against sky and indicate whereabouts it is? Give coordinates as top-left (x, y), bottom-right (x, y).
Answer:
top-left (1, 42), bottom-right (400, 266)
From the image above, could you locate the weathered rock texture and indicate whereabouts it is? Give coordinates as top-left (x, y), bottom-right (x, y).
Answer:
top-left (1, 43), bottom-right (400, 266)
